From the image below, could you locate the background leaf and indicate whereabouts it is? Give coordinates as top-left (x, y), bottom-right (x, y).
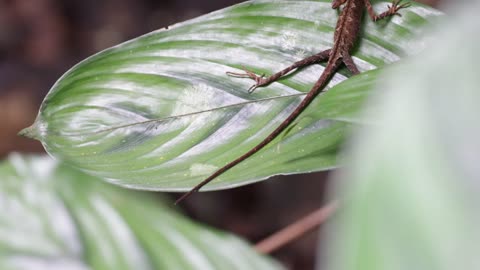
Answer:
top-left (320, 2), bottom-right (480, 269)
top-left (22, 0), bottom-right (442, 191)
top-left (0, 154), bottom-right (283, 270)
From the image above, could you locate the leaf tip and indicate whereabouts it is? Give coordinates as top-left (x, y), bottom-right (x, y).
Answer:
top-left (18, 120), bottom-right (45, 141)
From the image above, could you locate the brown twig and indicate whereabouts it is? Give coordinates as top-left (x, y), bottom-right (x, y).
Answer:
top-left (255, 201), bottom-right (338, 254)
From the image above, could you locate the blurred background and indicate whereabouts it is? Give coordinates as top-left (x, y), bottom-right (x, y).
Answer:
top-left (0, 0), bottom-right (443, 269)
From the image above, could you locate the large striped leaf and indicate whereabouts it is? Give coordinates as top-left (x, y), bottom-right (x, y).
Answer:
top-left (0, 154), bottom-right (283, 270)
top-left (21, 1), bottom-right (442, 191)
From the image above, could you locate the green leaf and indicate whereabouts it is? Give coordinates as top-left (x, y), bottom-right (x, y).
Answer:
top-left (22, 0), bottom-right (442, 191)
top-left (0, 154), bottom-right (283, 270)
top-left (321, 3), bottom-right (480, 270)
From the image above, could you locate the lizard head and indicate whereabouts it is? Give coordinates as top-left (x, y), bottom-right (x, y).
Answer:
top-left (332, 0), bottom-right (348, 9)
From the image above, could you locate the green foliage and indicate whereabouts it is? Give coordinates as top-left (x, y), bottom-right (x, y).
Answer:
top-left (0, 154), bottom-right (283, 270)
top-left (21, 0), bottom-right (441, 191)
top-left (321, 3), bottom-right (480, 269)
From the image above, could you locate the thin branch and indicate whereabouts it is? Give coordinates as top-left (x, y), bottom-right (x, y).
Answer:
top-left (255, 200), bottom-right (338, 254)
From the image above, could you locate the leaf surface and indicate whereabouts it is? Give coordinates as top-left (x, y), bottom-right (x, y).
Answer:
top-left (0, 154), bottom-right (283, 270)
top-left (23, 0), bottom-right (442, 190)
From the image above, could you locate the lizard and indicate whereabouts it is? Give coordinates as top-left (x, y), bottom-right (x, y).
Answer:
top-left (176, 0), bottom-right (410, 204)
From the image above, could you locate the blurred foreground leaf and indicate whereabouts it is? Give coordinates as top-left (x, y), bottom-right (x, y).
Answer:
top-left (0, 154), bottom-right (283, 270)
top-left (22, 1), bottom-right (441, 191)
top-left (321, 3), bottom-right (480, 270)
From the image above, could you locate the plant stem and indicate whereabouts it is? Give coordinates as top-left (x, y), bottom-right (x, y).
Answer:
top-left (255, 201), bottom-right (338, 254)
